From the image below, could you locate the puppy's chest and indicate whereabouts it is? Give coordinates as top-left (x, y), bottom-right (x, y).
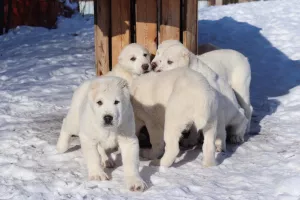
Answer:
top-left (98, 131), bottom-right (118, 150)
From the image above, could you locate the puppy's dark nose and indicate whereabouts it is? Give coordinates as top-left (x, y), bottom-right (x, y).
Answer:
top-left (142, 64), bottom-right (149, 71)
top-left (151, 62), bottom-right (157, 70)
top-left (103, 115), bottom-right (113, 124)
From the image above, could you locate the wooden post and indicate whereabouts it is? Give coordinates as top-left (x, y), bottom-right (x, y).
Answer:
top-left (0, 0), bottom-right (4, 35)
top-left (94, 0), bottom-right (199, 75)
top-left (215, 0), bottom-right (223, 5)
top-left (94, 0), bottom-right (110, 76)
top-left (136, 0), bottom-right (158, 57)
top-left (183, 0), bottom-right (198, 54)
top-left (111, 0), bottom-right (131, 67)
top-left (160, 0), bottom-right (181, 43)
top-left (207, 0), bottom-right (216, 5)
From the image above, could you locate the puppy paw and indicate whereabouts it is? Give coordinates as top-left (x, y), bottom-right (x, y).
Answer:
top-left (150, 159), bottom-right (174, 167)
top-left (56, 131), bottom-right (71, 153)
top-left (101, 158), bottom-right (115, 168)
top-left (202, 159), bottom-right (216, 168)
top-left (56, 142), bottom-right (69, 153)
top-left (215, 145), bottom-right (226, 152)
top-left (126, 176), bottom-right (147, 192)
top-left (89, 171), bottom-right (110, 181)
top-left (229, 135), bottom-right (244, 144)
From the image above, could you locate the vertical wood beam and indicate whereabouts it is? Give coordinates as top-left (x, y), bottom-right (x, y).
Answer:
top-left (0, 0), bottom-right (4, 35)
top-left (183, 0), bottom-right (198, 54)
top-left (111, 0), bottom-right (131, 67)
top-left (136, 0), bottom-right (158, 57)
top-left (160, 0), bottom-right (181, 43)
top-left (94, 0), bottom-right (110, 76)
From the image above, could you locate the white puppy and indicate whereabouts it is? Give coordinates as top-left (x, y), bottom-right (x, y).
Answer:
top-left (56, 76), bottom-right (146, 191)
top-left (152, 40), bottom-right (252, 132)
top-left (151, 45), bottom-right (248, 152)
top-left (131, 68), bottom-right (248, 167)
top-left (131, 68), bottom-right (219, 167)
top-left (106, 43), bottom-right (151, 86)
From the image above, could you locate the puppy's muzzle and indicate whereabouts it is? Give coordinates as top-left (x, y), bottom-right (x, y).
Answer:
top-left (151, 62), bottom-right (157, 70)
top-left (103, 115), bottom-right (113, 125)
top-left (141, 63), bottom-right (150, 72)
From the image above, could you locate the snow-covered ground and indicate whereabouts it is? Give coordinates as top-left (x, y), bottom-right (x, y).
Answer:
top-left (0, 0), bottom-right (300, 199)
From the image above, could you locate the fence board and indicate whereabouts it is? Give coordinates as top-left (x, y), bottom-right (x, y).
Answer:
top-left (0, 0), bottom-right (3, 35)
top-left (183, 0), bottom-right (198, 54)
top-left (160, 0), bottom-right (180, 43)
top-left (111, 0), bottom-right (131, 67)
top-left (136, 0), bottom-right (157, 56)
top-left (94, 0), bottom-right (110, 76)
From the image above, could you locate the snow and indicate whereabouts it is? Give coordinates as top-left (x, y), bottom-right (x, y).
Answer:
top-left (0, 0), bottom-right (300, 199)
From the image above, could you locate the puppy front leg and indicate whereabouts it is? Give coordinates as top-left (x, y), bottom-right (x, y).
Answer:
top-left (140, 122), bottom-right (164, 160)
top-left (151, 120), bottom-right (182, 167)
top-left (80, 136), bottom-right (109, 181)
top-left (56, 118), bottom-right (72, 153)
top-left (97, 144), bottom-right (115, 168)
top-left (118, 135), bottom-right (146, 192)
top-left (202, 121), bottom-right (217, 167)
top-left (215, 120), bottom-right (226, 152)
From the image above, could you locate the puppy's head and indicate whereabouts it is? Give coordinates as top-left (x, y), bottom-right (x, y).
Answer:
top-left (151, 40), bottom-right (183, 71)
top-left (153, 44), bottom-right (190, 72)
top-left (88, 76), bottom-right (130, 130)
top-left (118, 43), bottom-right (151, 76)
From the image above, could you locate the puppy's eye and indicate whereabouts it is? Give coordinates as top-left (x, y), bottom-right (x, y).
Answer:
top-left (143, 53), bottom-right (148, 57)
top-left (97, 100), bottom-right (103, 106)
top-left (130, 57), bottom-right (136, 61)
top-left (114, 100), bottom-right (120, 105)
top-left (167, 60), bottom-right (173, 65)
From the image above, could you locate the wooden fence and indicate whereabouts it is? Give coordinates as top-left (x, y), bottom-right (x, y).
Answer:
top-left (0, 0), bottom-right (79, 35)
top-left (94, 0), bottom-right (198, 76)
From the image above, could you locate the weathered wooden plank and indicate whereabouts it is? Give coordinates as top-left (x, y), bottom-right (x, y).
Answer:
top-left (160, 0), bottom-right (181, 43)
top-left (215, 0), bottom-right (223, 5)
top-left (183, 0), bottom-right (198, 54)
top-left (207, 0), bottom-right (216, 5)
top-left (136, 0), bottom-right (157, 56)
top-left (111, 0), bottom-right (131, 67)
top-left (94, 0), bottom-right (110, 76)
top-left (0, 0), bottom-right (4, 35)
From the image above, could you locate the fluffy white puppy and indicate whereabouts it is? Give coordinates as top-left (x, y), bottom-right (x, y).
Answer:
top-left (151, 40), bottom-right (252, 132)
top-left (106, 43), bottom-right (151, 85)
top-left (56, 76), bottom-right (146, 192)
top-left (131, 68), bottom-right (219, 167)
top-left (151, 45), bottom-right (248, 152)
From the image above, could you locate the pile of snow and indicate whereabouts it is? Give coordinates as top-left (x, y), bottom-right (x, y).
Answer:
top-left (0, 0), bottom-right (300, 199)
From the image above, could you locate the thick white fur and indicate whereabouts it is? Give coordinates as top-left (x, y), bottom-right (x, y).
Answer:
top-left (152, 44), bottom-right (248, 152)
top-left (56, 76), bottom-right (146, 191)
top-left (131, 67), bottom-right (248, 167)
top-left (152, 40), bottom-right (252, 132)
top-left (106, 43), bottom-right (151, 86)
top-left (131, 68), bottom-right (219, 167)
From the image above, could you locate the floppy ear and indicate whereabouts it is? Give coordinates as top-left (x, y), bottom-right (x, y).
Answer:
top-left (88, 80), bottom-right (99, 102)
